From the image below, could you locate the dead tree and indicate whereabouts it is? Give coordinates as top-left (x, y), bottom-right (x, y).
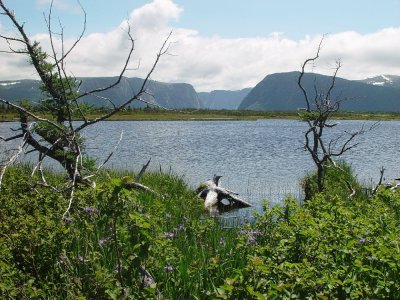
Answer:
top-left (0, 0), bottom-right (170, 186)
top-left (298, 38), bottom-right (369, 194)
top-left (197, 175), bottom-right (252, 216)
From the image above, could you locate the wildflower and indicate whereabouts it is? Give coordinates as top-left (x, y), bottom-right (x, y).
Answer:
top-left (219, 237), bottom-right (226, 245)
top-left (251, 229), bottom-right (262, 236)
top-left (247, 234), bottom-right (257, 245)
top-left (143, 274), bottom-right (154, 287)
top-left (165, 264), bottom-right (173, 273)
top-left (114, 262), bottom-right (123, 272)
top-left (99, 238), bottom-right (109, 247)
top-left (82, 207), bottom-right (97, 214)
top-left (247, 229), bottom-right (262, 245)
top-left (164, 231), bottom-right (175, 239)
top-left (359, 237), bottom-right (367, 244)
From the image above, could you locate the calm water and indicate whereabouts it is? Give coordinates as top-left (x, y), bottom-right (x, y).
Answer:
top-left (1, 119), bottom-right (400, 208)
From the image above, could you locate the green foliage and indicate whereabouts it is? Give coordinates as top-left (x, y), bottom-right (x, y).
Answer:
top-left (0, 166), bottom-right (244, 299)
top-left (298, 110), bottom-right (321, 122)
top-left (215, 165), bottom-right (400, 299)
top-left (1, 164), bottom-right (400, 299)
top-left (301, 161), bottom-right (363, 200)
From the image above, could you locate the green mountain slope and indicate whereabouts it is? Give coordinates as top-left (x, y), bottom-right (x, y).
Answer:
top-left (239, 72), bottom-right (400, 112)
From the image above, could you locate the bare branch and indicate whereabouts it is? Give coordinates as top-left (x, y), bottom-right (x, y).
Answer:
top-left (122, 181), bottom-right (163, 199)
top-left (53, 0), bottom-right (87, 67)
top-left (135, 158), bottom-right (151, 182)
top-left (298, 36), bottom-right (324, 111)
top-left (62, 153), bottom-right (80, 219)
top-left (75, 31), bottom-right (173, 132)
top-left (76, 22), bottom-right (136, 100)
top-left (0, 98), bottom-right (66, 132)
top-left (372, 167), bottom-right (385, 196)
top-left (96, 130), bottom-right (124, 171)
top-left (0, 127), bottom-right (30, 190)
top-left (0, 133), bottom-right (24, 141)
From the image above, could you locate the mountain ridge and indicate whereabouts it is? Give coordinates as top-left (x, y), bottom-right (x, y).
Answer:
top-left (239, 72), bottom-right (400, 112)
top-left (2, 73), bottom-right (400, 112)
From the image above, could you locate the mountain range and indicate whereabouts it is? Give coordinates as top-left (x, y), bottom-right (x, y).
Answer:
top-left (0, 77), bottom-right (202, 109)
top-left (239, 72), bottom-right (400, 112)
top-left (1, 73), bottom-right (400, 112)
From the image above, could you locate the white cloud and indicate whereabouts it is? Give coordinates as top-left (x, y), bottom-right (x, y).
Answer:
top-left (1, 0), bottom-right (400, 92)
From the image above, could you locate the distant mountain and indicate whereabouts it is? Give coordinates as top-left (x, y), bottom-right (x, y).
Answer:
top-left (77, 77), bottom-right (202, 109)
top-left (359, 75), bottom-right (400, 89)
top-left (0, 77), bottom-right (202, 109)
top-left (239, 72), bottom-right (400, 112)
top-left (0, 80), bottom-right (43, 103)
top-left (198, 88), bottom-right (252, 110)
top-left (3, 74), bottom-right (400, 112)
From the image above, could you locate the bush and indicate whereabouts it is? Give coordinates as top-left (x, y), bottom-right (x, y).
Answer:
top-left (216, 164), bottom-right (400, 299)
top-left (301, 161), bottom-right (363, 201)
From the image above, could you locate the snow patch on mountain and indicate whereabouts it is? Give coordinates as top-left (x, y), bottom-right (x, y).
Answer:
top-left (0, 81), bottom-right (20, 87)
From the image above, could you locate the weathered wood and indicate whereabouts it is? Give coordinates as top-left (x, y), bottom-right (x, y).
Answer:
top-left (122, 181), bottom-right (164, 200)
top-left (122, 158), bottom-right (163, 199)
top-left (197, 175), bottom-right (252, 215)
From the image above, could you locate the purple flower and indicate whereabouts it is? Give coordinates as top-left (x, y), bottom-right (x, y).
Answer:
top-left (82, 207), bottom-right (97, 214)
top-left (219, 237), bottom-right (225, 245)
top-left (143, 274), bottom-right (154, 287)
top-left (246, 229), bottom-right (262, 245)
top-left (99, 238), bottom-right (109, 247)
top-left (113, 261), bottom-right (124, 273)
top-left (164, 231), bottom-right (175, 239)
top-left (165, 264), bottom-right (173, 273)
top-left (359, 237), bottom-right (367, 244)
top-left (247, 235), bottom-right (257, 245)
top-left (250, 229), bottom-right (262, 236)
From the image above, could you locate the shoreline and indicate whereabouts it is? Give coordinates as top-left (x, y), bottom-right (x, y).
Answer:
top-left (2, 110), bottom-right (400, 122)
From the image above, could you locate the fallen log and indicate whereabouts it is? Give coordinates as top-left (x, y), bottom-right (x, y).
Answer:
top-left (197, 175), bottom-right (252, 215)
top-left (122, 158), bottom-right (164, 199)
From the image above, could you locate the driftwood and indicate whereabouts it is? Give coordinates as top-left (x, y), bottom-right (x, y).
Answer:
top-left (122, 158), bottom-right (163, 199)
top-left (197, 175), bottom-right (252, 215)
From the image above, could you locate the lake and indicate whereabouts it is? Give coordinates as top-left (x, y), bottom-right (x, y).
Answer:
top-left (1, 119), bottom-right (400, 209)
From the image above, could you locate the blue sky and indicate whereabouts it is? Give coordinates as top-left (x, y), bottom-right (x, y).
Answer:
top-left (1, 0), bottom-right (400, 91)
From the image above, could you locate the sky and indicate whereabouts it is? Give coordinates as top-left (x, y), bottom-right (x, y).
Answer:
top-left (0, 0), bottom-right (400, 91)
